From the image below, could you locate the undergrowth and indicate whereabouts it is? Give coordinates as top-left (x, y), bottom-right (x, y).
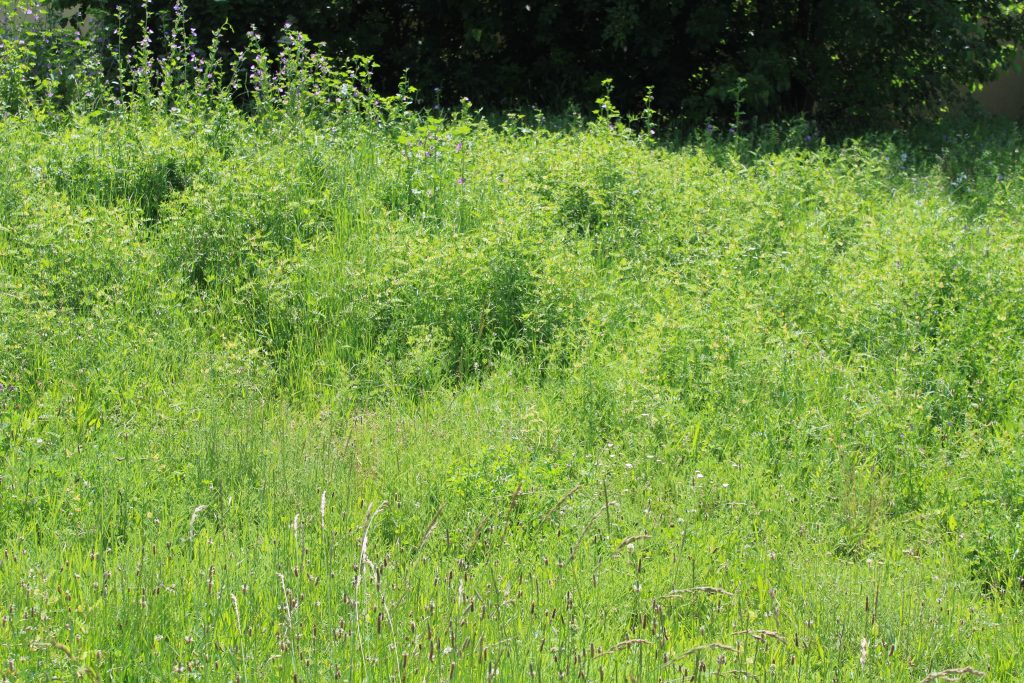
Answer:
top-left (1, 2), bottom-right (1023, 680)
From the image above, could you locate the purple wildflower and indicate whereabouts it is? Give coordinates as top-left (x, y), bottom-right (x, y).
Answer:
top-left (457, 177), bottom-right (465, 185)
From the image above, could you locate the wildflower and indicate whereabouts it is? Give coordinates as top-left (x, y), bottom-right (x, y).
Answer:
top-left (705, 123), bottom-right (714, 134)
top-left (457, 177), bottom-right (465, 185)
top-left (455, 142), bottom-right (462, 153)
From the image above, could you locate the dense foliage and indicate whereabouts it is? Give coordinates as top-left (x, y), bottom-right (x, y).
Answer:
top-left (41, 0), bottom-right (1024, 126)
top-left (3, 4), bottom-right (1024, 680)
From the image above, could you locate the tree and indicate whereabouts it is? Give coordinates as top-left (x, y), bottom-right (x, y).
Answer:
top-left (51, 0), bottom-right (1024, 126)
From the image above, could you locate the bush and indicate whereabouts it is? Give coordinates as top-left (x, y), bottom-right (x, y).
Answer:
top-left (255, 225), bottom-right (596, 394)
top-left (0, 193), bottom-right (156, 312)
top-left (46, 0), bottom-right (1024, 127)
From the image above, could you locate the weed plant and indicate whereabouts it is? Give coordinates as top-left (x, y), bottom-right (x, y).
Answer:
top-left (1, 2), bottom-right (1024, 680)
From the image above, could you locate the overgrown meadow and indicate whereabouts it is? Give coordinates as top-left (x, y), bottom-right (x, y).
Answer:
top-left (2, 4), bottom-right (1024, 681)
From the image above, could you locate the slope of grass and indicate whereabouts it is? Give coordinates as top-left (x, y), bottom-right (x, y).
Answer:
top-left (2, 32), bottom-right (1024, 678)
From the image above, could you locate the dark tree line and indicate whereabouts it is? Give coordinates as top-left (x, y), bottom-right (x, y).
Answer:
top-left (53, 0), bottom-right (1024, 126)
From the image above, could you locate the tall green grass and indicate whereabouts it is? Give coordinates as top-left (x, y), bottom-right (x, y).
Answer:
top-left (2, 2), bottom-right (1024, 680)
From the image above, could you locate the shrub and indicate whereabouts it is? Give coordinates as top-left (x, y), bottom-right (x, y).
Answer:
top-left (45, 0), bottom-right (1024, 127)
top-left (253, 225), bottom-right (596, 394)
top-left (0, 193), bottom-right (155, 312)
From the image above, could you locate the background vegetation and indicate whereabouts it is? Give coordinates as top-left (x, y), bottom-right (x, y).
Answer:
top-left (45, 0), bottom-right (1024, 127)
top-left (2, 2), bottom-right (1024, 680)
